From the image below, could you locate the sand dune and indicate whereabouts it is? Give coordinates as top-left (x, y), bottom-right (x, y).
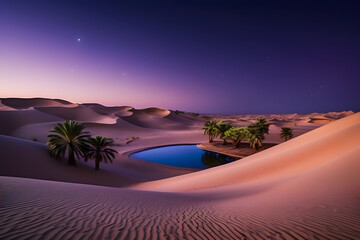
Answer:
top-left (1, 162), bottom-right (358, 240)
top-left (136, 107), bottom-right (171, 117)
top-left (11, 122), bottom-right (61, 143)
top-left (114, 109), bottom-right (134, 117)
top-left (309, 117), bottom-right (332, 124)
top-left (84, 103), bottom-right (134, 117)
top-left (36, 105), bottom-right (118, 124)
top-left (0, 97), bottom-right (349, 139)
top-left (0, 109), bottom-right (62, 135)
top-left (0, 175), bottom-right (357, 240)
top-left (1, 97), bottom-right (76, 109)
top-left (0, 135), bottom-right (139, 187)
top-left (121, 108), bottom-right (196, 130)
top-left (134, 113), bottom-right (360, 192)
top-left (324, 110), bottom-right (354, 119)
top-left (0, 100), bottom-right (16, 111)
top-left (308, 111), bottom-right (354, 124)
top-left (0, 97), bottom-right (358, 239)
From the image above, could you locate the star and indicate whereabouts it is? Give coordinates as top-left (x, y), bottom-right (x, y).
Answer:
top-left (77, 38), bottom-right (81, 42)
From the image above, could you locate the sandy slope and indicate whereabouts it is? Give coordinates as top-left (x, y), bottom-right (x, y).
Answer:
top-left (0, 135), bottom-right (139, 187)
top-left (134, 113), bottom-right (360, 192)
top-left (120, 108), bottom-right (197, 130)
top-left (0, 101), bottom-right (16, 111)
top-left (1, 175), bottom-right (358, 240)
top-left (83, 103), bottom-right (133, 116)
top-left (35, 105), bottom-right (118, 124)
top-left (0, 98), bottom-right (358, 239)
top-left (0, 109), bottom-right (63, 135)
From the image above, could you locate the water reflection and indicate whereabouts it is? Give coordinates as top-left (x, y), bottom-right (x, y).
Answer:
top-left (201, 151), bottom-right (235, 168)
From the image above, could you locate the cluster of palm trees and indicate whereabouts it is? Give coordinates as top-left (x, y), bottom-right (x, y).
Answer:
top-left (203, 118), bottom-right (270, 150)
top-left (47, 120), bottom-right (117, 170)
top-left (204, 119), bottom-right (294, 149)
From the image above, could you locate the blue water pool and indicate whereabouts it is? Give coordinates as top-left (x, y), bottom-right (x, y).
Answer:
top-left (130, 144), bottom-right (236, 169)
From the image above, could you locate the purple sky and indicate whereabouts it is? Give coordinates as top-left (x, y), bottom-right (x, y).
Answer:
top-left (0, 0), bottom-right (359, 114)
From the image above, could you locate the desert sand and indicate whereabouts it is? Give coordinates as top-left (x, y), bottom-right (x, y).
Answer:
top-left (0, 98), bottom-right (359, 239)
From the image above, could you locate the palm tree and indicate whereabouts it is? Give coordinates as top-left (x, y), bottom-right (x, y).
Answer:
top-left (216, 121), bottom-right (232, 145)
top-left (280, 127), bottom-right (293, 141)
top-left (84, 136), bottom-right (117, 170)
top-left (47, 120), bottom-right (90, 165)
top-left (247, 121), bottom-right (266, 150)
top-left (248, 118), bottom-right (270, 141)
top-left (224, 127), bottom-right (250, 148)
top-left (248, 128), bottom-right (263, 150)
top-left (203, 120), bottom-right (219, 143)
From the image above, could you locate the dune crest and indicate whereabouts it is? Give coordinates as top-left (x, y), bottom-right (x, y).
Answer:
top-left (35, 105), bottom-right (118, 124)
top-left (120, 108), bottom-right (197, 130)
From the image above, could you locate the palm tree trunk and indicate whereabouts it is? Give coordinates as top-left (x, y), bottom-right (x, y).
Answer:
top-left (95, 160), bottom-right (100, 170)
top-left (95, 156), bottom-right (100, 170)
top-left (67, 147), bottom-right (76, 166)
top-left (223, 138), bottom-right (227, 145)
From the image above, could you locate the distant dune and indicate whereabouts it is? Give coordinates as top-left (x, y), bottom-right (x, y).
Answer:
top-left (35, 105), bottom-right (118, 124)
top-left (0, 97), bottom-right (358, 239)
top-left (1, 97), bottom-right (76, 109)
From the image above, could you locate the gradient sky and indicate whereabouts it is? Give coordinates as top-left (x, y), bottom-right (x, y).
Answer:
top-left (0, 0), bottom-right (359, 114)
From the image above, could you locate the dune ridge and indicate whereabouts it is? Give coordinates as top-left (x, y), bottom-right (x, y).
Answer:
top-left (1, 97), bottom-right (76, 109)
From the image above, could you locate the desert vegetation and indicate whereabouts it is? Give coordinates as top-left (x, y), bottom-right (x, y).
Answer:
top-left (47, 120), bottom-right (117, 169)
top-left (203, 118), bottom-right (270, 150)
top-left (84, 136), bottom-right (117, 170)
top-left (215, 121), bottom-right (232, 145)
top-left (280, 127), bottom-right (294, 141)
top-left (224, 127), bottom-right (250, 148)
top-left (174, 109), bottom-right (199, 117)
top-left (203, 120), bottom-right (219, 143)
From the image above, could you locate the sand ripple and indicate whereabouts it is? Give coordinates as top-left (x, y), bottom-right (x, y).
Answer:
top-left (1, 177), bottom-right (359, 240)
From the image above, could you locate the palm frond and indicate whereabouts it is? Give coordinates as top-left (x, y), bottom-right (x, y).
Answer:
top-left (84, 136), bottom-right (117, 169)
top-left (47, 120), bottom-right (90, 165)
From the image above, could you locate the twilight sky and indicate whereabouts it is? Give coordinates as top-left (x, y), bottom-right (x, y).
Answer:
top-left (0, 0), bottom-right (359, 114)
